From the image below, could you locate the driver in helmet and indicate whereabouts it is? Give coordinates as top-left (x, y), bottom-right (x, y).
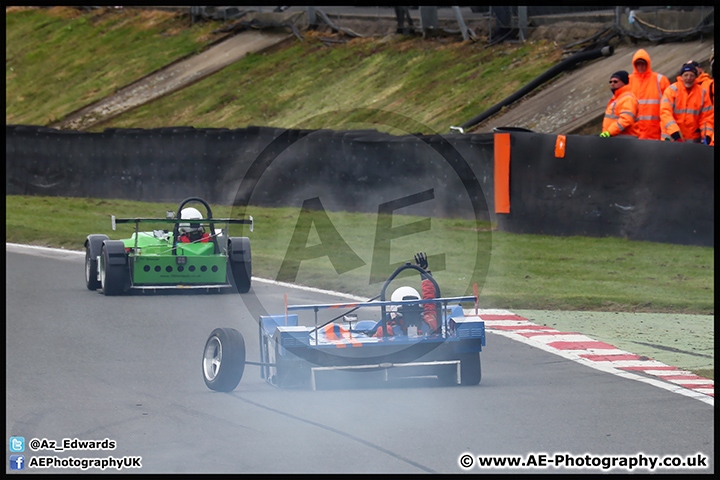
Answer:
top-left (374, 252), bottom-right (438, 337)
top-left (178, 207), bottom-right (210, 243)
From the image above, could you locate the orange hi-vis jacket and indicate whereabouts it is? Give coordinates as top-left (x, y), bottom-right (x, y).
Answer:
top-left (660, 77), bottom-right (714, 143)
top-left (696, 72), bottom-right (713, 92)
top-left (602, 84), bottom-right (639, 137)
top-left (629, 49), bottom-right (670, 140)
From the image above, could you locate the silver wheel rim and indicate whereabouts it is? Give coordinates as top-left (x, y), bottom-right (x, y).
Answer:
top-left (85, 252), bottom-right (92, 283)
top-left (203, 336), bottom-right (222, 381)
top-left (100, 251), bottom-right (106, 288)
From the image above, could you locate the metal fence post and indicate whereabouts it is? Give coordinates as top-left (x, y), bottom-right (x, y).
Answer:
top-left (518, 6), bottom-right (528, 41)
top-left (452, 6), bottom-right (469, 41)
top-left (419, 6), bottom-right (438, 36)
top-left (307, 7), bottom-right (317, 29)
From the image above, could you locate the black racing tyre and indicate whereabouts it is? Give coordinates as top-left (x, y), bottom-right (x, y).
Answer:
top-left (202, 328), bottom-right (246, 392)
top-left (100, 241), bottom-right (129, 296)
top-left (85, 235), bottom-right (108, 290)
top-left (85, 246), bottom-right (101, 291)
top-left (459, 352), bottom-right (482, 386)
top-left (85, 235), bottom-right (108, 291)
top-left (229, 237), bottom-right (252, 293)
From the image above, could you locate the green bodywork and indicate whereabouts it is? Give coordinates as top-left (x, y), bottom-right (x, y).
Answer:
top-left (122, 231), bottom-right (229, 286)
top-left (87, 198), bottom-right (252, 295)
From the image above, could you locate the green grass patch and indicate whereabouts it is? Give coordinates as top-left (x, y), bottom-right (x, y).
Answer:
top-left (694, 369), bottom-right (714, 381)
top-left (6, 195), bottom-right (713, 315)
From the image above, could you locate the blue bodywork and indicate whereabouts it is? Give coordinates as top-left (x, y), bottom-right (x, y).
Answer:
top-left (257, 297), bottom-right (485, 389)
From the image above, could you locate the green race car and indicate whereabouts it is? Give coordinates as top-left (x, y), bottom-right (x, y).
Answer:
top-left (84, 197), bottom-right (253, 295)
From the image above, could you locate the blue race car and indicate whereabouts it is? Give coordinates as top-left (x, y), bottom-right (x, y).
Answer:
top-left (202, 262), bottom-right (485, 390)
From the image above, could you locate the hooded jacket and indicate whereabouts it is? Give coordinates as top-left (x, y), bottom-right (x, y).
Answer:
top-left (629, 49), bottom-right (671, 140)
top-left (660, 76), bottom-right (714, 143)
top-left (602, 83), bottom-right (639, 137)
top-left (696, 71), bottom-right (712, 88)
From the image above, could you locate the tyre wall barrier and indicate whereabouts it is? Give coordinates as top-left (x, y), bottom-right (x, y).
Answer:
top-left (5, 125), bottom-right (495, 222)
top-left (5, 125), bottom-right (713, 246)
top-left (494, 131), bottom-right (713, 247)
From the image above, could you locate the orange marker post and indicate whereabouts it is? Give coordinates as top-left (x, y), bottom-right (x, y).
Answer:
top-left (474, 283), bottom-right (479, 315)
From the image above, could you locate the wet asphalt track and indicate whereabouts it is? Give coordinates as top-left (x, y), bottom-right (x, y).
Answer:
top-left (5, 246), bottom-right (714, 473)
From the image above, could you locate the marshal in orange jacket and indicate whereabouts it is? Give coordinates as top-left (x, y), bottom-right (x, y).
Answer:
top-left (629, 49), bottom-right (671, 140)
top-left (602, 84), bottom-right (639, 137)
top-left (696, 71), bottom-right (713, 93)
top-left (660, 77), bottom-right (714, 143)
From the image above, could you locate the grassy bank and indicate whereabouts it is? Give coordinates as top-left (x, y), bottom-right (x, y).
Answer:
top-left (6, 195), bottom-right (714, 315)
top-left (96, 31), bottom-right (560, 134)
top-left (6, 7), bottom-right (228, 126)
top-left (6, 6), bottom-right (561, 134)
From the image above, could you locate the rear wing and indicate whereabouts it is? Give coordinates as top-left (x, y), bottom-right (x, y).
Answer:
top-left (287, 295), bottom-right (477, 312)
top-left (112, 216), bottom-right (253, 232)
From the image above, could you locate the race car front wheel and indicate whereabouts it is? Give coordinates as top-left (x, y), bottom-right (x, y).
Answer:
top-left (202, 328), bottom-right (246, 392)
top-left (229, 237), bottom-right (252, 293)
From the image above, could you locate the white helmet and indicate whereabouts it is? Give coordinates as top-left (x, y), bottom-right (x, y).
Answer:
top-left (179, 207), bottom-right (204, 234)
top-left (391, 286), bottom-right (420, 302)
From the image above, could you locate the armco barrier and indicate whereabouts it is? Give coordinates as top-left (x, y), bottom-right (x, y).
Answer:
top-left (5, 125), bottom-right (713, 246)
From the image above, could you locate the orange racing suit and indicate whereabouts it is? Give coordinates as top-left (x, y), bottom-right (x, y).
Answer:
top-left (375, 278), bottom-right (438, 337)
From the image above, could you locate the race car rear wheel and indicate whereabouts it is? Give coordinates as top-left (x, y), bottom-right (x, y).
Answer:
top-left (85, 248), bottom-right (100, 290)
top-left (459, 352), bottom-right (481, 386)
top-left (203, 328), bottom-right (246, 392)
top-left (100, 241), bottom-right (129, 296)
top-left (85, 234), bottom-right (108, 291)
top-left (229, 237), bottom-right (252, 293)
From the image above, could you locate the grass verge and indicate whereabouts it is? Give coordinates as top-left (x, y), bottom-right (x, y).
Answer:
top-left (7, 195), bottom-right (714, 315)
